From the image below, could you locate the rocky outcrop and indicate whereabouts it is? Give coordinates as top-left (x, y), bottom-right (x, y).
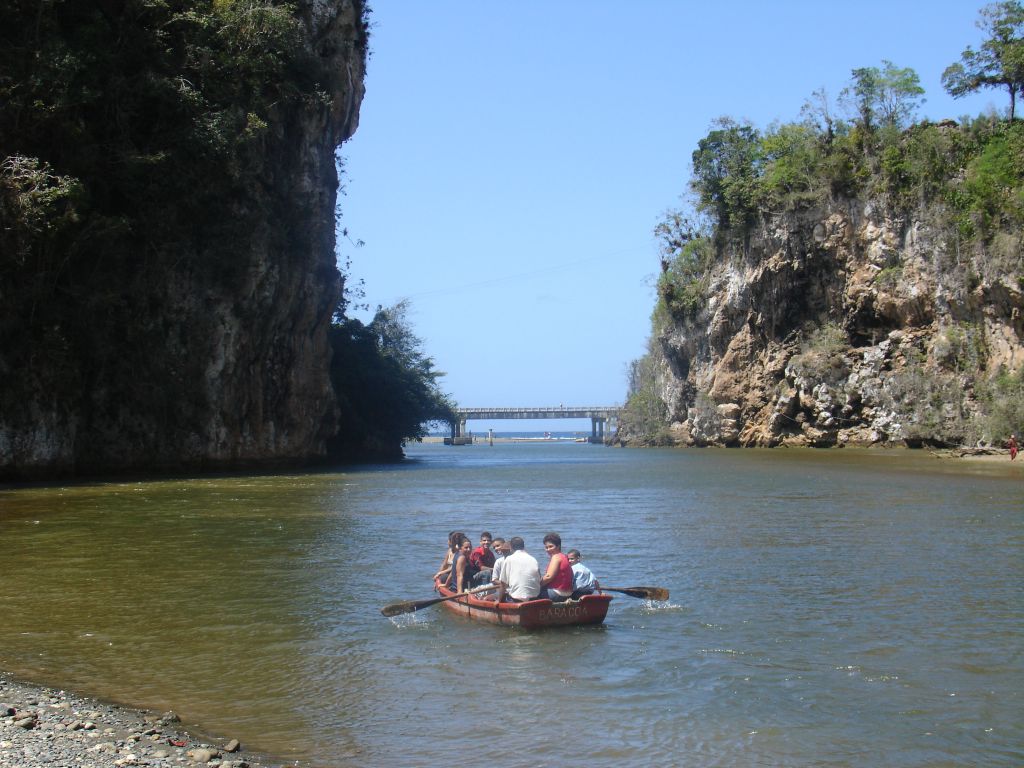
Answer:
top-left (626, 199), bottom-right (1023, 448)
top-left (0, 1), bottom-right (367, 478)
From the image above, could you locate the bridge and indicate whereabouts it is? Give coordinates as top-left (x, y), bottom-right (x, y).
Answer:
top-left (448, 405), bottom-right (621, 444)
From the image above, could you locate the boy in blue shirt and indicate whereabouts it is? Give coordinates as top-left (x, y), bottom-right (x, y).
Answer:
top-left (567, 549), bottom-right (599, 599)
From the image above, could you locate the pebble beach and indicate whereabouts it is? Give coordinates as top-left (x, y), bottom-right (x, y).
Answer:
top-left (0, 673), bottom-right (275, 768)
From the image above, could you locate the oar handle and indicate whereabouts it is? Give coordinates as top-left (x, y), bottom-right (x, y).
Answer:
top-left (381, 584), bottom-right (498, 617)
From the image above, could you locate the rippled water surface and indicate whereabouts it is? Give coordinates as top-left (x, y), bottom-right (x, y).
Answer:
top-left (1, 445), bottom-right (1021, 766)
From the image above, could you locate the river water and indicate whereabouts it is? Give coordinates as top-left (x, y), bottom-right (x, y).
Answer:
top-left (1, 444), bottom-right (1021, 767)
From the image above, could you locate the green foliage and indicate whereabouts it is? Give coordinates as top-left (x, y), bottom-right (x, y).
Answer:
top-left (930, 322), bottom-right (987, 373)
top-left (653, 211), bottom-right (714, 321)
top-left (690, 117), bottom-right (764, 237)
top-left (974, 366), bottom-right (1024, 442)
top-left (788, 323), bottom-right (850, 386)
top-left (0, 0), bottom-right (364, 279)
top-left (841, 60), bottom-right (925, 131)
top-left (620, 343), bottom-right (673, 445)
top-left (760, 121), bottom-right (830, 208)
top-left (942, 1), bottom-right (1024, 119)
top-left (961, 120), bottom-right (1024, 230)
top-left (875, 264), bottom-right (903, 290)
top-left (327, 300), bottom-right (456, 459)
top-left (684, 91), bottom-right (1024, 246)
top-left (887, 360), bottom-right (970, 444)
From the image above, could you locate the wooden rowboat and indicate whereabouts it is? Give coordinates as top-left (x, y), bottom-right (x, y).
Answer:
top-left (432, 579), bottom-right (612, 628)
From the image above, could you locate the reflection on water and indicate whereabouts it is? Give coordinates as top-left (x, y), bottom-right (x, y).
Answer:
top-left (1, 446), bottom-right (1022, 767)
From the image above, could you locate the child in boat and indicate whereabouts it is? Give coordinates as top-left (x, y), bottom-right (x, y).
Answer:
top-left (567, 549), bottom-right (599, 599)
top-left (539, 532), bottom-right (573, 602)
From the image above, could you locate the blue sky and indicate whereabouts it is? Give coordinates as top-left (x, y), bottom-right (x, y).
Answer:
top-left (339, 1), bottom-right (1000, 431)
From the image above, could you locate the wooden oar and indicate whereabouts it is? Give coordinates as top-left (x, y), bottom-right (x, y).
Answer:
top-left (600, 585), bottom-right (670, 601)
top-left (381, 584), bottom-right (498, 617)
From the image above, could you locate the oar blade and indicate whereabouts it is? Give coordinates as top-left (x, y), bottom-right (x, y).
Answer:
top-left (629, 586), bottom-right (669, 600)
top-left (605, 585), bottom-right (670, 601)
top-left (380, 600), bottom-right (429, 617)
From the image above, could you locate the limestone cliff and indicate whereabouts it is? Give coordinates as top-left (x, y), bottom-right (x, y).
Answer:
top-left (621, 196), bottom-right (1023, 448)
top-left (0, 1), bottom-right (367, 478)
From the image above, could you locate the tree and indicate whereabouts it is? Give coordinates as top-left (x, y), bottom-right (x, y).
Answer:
top-left (942, 1), bottom-right (1024, 120)
top-left (327, 300), bottom-right (456, 460)
top-left (841, 60), bottom-right (925, 131)
top-left (800, 88), bottom-right (840, 145)
top-left (690, 117), bottom-right (763, 235)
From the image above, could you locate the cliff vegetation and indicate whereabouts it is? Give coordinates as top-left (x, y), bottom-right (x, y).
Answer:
top-left (619, 2), bottom-right (1024, 449)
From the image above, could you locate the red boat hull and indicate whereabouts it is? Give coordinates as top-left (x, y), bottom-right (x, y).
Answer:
top-left (433, 581), bottom-right (612, 628)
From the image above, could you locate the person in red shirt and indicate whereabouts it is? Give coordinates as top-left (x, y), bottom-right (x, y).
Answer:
top-left (469, 531), bottom-right (496, 586)
top-left (540, 532), bottom-right (573, 602)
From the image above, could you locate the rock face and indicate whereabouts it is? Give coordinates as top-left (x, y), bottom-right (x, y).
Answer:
top-left (0, 1), bottom-right (367, 479)
top-left (625, 199), bottom-right (1023, 448)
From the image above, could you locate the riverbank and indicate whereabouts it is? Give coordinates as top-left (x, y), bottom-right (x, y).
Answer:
top-left (422, 435), bottom-right (1023, 461)
top-left (0, 672), bottom-right (275, 768)
top-left (928, 446), bottom-right (1023, 465)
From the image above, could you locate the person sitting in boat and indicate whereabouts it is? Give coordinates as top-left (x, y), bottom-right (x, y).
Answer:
top-left (539, 532), bottom-right (573, 603)
top-left (567, 549), bottom-right (599, 599)
top-left (446, 534), bottom-right (479, 593)
top-left (433, 530), bottom-right (465, 585)
top-left (491, 538), bottom-right (510, 581)
top-left (469, 531), bottom-right (496, 586)
top-left (480, 537), bottom-right (510, 602)
top-left (495, 536), bottom-right (541, 603)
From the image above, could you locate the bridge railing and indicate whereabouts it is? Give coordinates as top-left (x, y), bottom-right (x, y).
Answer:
top-left (455, 406), bottom-right (621, 414)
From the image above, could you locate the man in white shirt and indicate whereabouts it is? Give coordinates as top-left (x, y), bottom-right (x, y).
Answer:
top-left (497, 536), bottom-right (541, 602)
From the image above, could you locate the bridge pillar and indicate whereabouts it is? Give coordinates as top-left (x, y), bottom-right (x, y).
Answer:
top-left (447, 419), bottom-right (471, 445)
top-left (590, 417), bottom-right (606, 443)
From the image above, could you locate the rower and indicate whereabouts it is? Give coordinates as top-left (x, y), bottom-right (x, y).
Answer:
top-left (446, 534), bottom-right (478, 593)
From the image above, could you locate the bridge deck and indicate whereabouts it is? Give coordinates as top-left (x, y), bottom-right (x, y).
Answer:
top-left (455, 406), bottom-right (619, 420)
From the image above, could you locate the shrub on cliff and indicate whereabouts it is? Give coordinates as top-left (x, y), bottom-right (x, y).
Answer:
top-left (788, 323), bottom-right (850, 387)
top-left (619, 339), bottom-right (678, 446)
top-left (652, 211), bottom-right (715, 321)
top-left (975, 366), bottom-right (1024, 442)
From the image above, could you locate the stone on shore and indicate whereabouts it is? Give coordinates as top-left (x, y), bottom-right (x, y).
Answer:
top-left (0, 672), bottom-right (274, 768)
